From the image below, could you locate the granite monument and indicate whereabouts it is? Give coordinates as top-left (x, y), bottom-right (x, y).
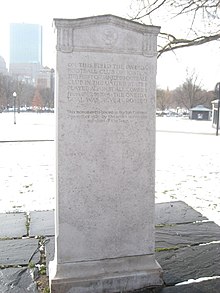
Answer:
top-left (50, 14), bottom-right (163, 293)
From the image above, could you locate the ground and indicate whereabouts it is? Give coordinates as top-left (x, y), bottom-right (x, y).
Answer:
top-left (0, 112), bottom-right (220, 292)
top-left (156, 116), bottom-right (220, 225)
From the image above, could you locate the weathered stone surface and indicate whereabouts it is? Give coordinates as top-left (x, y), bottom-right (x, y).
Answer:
top-left (45, 237), bottom-right (55, 276)
top-left (155, 201), bottom-right (207, 225)
top-left (152, 279), bottom-right (220, 292)
top-left (50, 14), bottom-right (161, 293)
top-left (134, 279), bottom-right (220, 292)
top-left (156, 221), bottom-right (220, 249)
top-left (0, 238), bottom-right (40, 266)
top-left (50, 255), bottom-right (163, 293)
top-left (29, 210), bottom-right (55, 236)
top-left (0, 213), bottom-right (27, 238)
top-left (0, 268), bottom-right (38, 293)
top-left (156, 243), bottom-right (220, 285)
top-left (54, 14), bottom-right (159, 263)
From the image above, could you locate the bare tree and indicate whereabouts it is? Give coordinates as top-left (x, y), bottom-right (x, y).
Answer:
top-left (173, 70), bottom-right (211, 109)
top-left (156, 88), bottom-right (172, 110)
top-left (0, 74), bottom-right (7, 109)
top-left (0, 74), bottom-right (16, 108)
top-left (130, 0), bottom-right (220, 57)
top-left (0, 74), bottom-right (36, 110)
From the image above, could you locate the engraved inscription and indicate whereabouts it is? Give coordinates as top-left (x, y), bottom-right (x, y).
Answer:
top-left (66, 61), bottom-right (150, 122)
top-left (67, 110), bottom-right (148, 123)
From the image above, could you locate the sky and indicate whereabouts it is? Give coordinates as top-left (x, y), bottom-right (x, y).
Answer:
top-left (0, 0), bottom-right (220, 91)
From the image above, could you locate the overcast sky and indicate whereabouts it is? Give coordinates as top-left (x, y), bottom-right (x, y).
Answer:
top-left (0, 0), bottom-right (220, 91)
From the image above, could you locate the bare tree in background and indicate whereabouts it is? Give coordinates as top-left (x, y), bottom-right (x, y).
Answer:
top-left (130, 0), bottom-right (220, 57)
top-left (0, 74), bottom-right (36, 110)
top-left (156, 88), bottom-right (172, 110)
top-left (173, 70), bottom-right (212, 109)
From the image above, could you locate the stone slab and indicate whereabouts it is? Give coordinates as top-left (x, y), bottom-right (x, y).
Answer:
top-left (126, 278), bottom-right (220, 292)
top-left (0, 238), bottom-right (40, 266)
top-left (155, 201), bottom-right (207, 225)
top-left (50, 254), bottom-right (163, 293)
top-left (156, 243), bottom-right (220, 285)
top-left (0, 213), bottom-right (27, 238)
top-left (156, 221), bottom-right (220, 249)
top-left (46, 224), bottom-right (220, 288)
top-left (29, 210), bottom-right (55, 237)
top-left (155, 279), bottom-right (220, 292)
top-left (0, 268), bottom-right (38, 293)
top-left (54, 15), bottom-right (159, 264)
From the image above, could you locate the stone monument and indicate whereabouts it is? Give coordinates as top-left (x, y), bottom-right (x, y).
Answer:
top-left (50, 14), bottom-right (163, 293)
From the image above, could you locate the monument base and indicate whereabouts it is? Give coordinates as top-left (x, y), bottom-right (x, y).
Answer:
top-left (49, 254), bottom-right (163, 293)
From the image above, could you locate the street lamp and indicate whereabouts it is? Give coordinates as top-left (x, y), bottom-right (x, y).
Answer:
top-left (215, 83), bottom-right (220, 136)
top-left (13, 92), bottom-right (17, 125)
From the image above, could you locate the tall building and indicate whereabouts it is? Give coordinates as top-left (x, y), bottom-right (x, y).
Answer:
top-left (9, 23), bottom-right (42, 83)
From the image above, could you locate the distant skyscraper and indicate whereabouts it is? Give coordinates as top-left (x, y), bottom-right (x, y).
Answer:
top-left (10, 23), bottom-right (42, 64)
top-left (9, 23), bottom-right (42, 82)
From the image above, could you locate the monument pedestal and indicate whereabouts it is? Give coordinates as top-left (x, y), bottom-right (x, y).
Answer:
top-left (50, 15), bottom-right (162, 293)
top-left (50, 255), bottom-right (162, 293)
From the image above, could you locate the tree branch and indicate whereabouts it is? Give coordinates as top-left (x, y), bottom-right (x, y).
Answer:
top-left (158, 32), bottom-right (220, 57)
top-left (130, 0), bottom-right (168, 20)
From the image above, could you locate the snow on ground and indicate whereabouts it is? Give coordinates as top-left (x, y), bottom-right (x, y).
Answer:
top-left (156, 117), bottom-right (220, 225)
top-left (0, 113), bottom-right (56, 212)
top-left (0, 113), bottom-right (220, 225)
top-left (0, 112), bottom-right (55, 141)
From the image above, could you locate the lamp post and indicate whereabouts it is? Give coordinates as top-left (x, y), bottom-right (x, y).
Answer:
top-left (13, 92), bottom-right (17, 125)
top-left (215, 83), bottom-right (220, 136)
